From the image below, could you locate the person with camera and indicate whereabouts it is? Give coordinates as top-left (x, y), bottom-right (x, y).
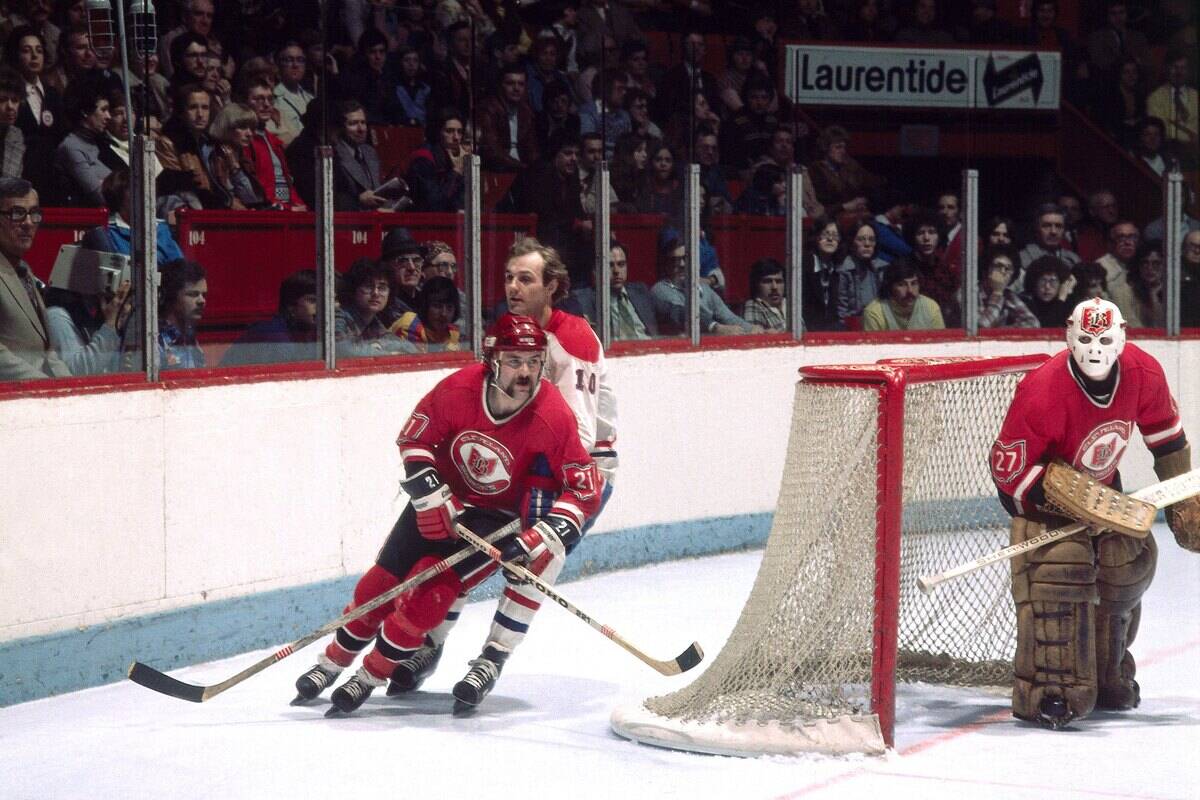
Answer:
top-left (44, 276), bottom-right (131, 376)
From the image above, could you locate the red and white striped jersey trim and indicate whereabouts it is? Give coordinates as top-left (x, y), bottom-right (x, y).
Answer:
top-left (1143, 417), bottom-right (1183, 447)
top-left (550, 499), bottom-right (586, 530)
top-left (1011, 463), bottom-right (1046, 515)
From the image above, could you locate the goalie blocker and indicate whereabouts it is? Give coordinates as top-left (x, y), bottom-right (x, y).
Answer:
top-left (990, 299), bottom-right (1199, 730)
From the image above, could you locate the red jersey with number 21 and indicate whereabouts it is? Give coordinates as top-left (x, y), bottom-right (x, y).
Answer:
top-left (396, 363), bottom-right (601, 531)
top-left (990, 344), bottom-right (1183, 515)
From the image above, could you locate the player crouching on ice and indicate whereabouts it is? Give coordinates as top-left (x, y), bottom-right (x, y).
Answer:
top-left (990, 298), bottom-right (1200, 730)
top-left (294, 314), bottom-right (602, 715)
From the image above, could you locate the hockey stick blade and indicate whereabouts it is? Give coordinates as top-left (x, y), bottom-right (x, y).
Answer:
top-left (918, 467), bottom-right (1200, 594)
top-left (455, 523), bottom-right (704, 676)
top-left (126, 519), bottom-right (521, 703)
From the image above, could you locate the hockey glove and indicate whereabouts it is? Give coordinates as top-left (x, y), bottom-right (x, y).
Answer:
top-left (402, 467), bottom-right (464, 540)
top-left (500, 516), bottom-right (577, 582)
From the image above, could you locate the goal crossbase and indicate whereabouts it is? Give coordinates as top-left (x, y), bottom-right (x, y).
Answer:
top-left (610, 703), bottom-right (886, 758)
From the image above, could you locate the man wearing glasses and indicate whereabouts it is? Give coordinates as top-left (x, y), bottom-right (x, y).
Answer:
top-left (272, 42), bottom-right (312, 147)
top-left (379, 227), bottom-right (425, 320)
top-left (0, 177), bottom-right (69, 380)
top-left (160, 0), bottom-right (223, 80)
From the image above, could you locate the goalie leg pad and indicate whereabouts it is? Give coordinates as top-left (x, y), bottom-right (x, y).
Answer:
top-left (1010, 517), bottom-right (1099, 724)
top-left (1094, 532), bottom-right (1156, 709)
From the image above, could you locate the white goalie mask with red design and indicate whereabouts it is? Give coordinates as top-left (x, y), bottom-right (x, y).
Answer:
top-left (1066, 298), bottom-right (1126, 380)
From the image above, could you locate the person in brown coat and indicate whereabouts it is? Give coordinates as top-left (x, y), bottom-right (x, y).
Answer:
top-left (475, 64), bottom-right (539, 173)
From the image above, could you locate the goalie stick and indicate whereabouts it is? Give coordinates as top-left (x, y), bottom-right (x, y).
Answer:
top-left (455, 523), bottom-right (704, 676)
top-left (917, 468), bottom-right (1200, 594)
top-left (127, 519), bottom-right (522, 702)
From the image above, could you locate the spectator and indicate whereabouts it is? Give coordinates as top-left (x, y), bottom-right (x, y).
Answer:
top-left (220, 269), bottom-right (319, 367)
top-left (420, 239), bottom-right (466, 329)
top-left (535, 79), bottom-right (582, 154)
top-left (1023, 0), bottom-right (1088, 104)
top-left (1097, 219), bottom-right (1140, 318)
top-left (624, 86), bottom-right (661, 141)
top-left (478, 30), bottom-right (523, 104)
top-left (959, 0), bottom-right (1015, 44)
top-left (206, 102), bottom-right (267, 209)
top-left (1146, 48), bottom-right (1197, 157)
top-left (734, 161), bottom-right (786, 216)
top-left (1126, 241), bottom-right (1165, 327)
top-left (1086, 1), bottom-right (1149, 79)
top-left (570, 240), bottom-right (658, 340)
top-left (335, 257), bottom-right (416, 358)
top-left (7, 27), bottom-right (65, 198)
top-left (125, 43), bottom-right (170, 123)
top-left (389, 275), bottom-right (464, 352)
top-left (11, 0), bottom-right (61, 67)
top-left (1130, 116), bottom-right (1170, 176)
top-left (694, 128), bottom-right (732, 213)
top-left (977, 245), bottom-right (1039, 328)
top-left (0, 176), bottom-right (70, 379)
top-left (1018, 202), bottom-right (1080, 278)
top-left (44, 27), bottom-right (99, 94)
top-left (609, 131), bottom-right (649, 206)
top-left (895, 0), bottom-right (955, 45)
top-left (0, 67), bottom-right (28, 180)
top-left (476, 63), bottom-right (538, 173)
top-left (748, 7), bottom-right (780, 84)
top-left (808, 125), bottom-right (878, 220)
top-left (167, 32), bottom-right (213, 99)
top-left (619, 39), bottom-right (657, 103)
top-left (548, 2), bottom-right (581, 76)
top-left (869, 189), bottom-right (913, 263)
top-left (241, 78), bottom-right (305, 210)
top-left (54, 78), bottom-right (121, 206)
top-left (43, 269), bottom-right (130, 376)
top-left (578, 131), bottom-right (617, 215)
top-left (272, 41), bottom-right (313, 146)
top-left (1077, 188), bottom-right (1119, 260)
top-left (80, 168), bottom-right (184, 267)
top-left (843, 0), bottom-right (899, 42)
top-left (159, 0), bottom-right (222, 79)
top-left (779, 0), bottom-right (840, 40)
top-left (723, 76), bottom-right (778, 170)
top-left (378, 227), bottom-right (425, 319)
top-left (502, 132), bottom-right (590, 287)
top-left (862, 259), bottom-right (946, 332)
top-left (573, 32), bottom-right (618, 105)
top-left (576, 0), bottom-right (642, 69)
top-left (1055, 192), bottom-right (1085, 250)
top-left (750, 127), bottom-right (825, 219)
top-left (332, 99), bottom-right (388, 212)
top-left (1180, 229), bottom-right (1200, 327)
top-left (154, 259), bottom-right (207, 370)
top-left (635, 140), bottom-right (681, 216)
top-left (578, 70), bottom-right (630, 158)
top-left (1093, 57), bottom-right (1147, 147)
top-left (907, 209), bottom-right (960, 325)
top-left (936, 191), bottom-right (961, 247)
top-left (718, 36), bottom-right (767, 119)
top-left (663, 89), bottom-right (721, 161)
top-left (651, 232), bottom-right (761, 335)
top-left (406, 108), bottom-right (468, 212)
top-left (101, 89), bottom-right (164, 186)
top-left (526, 37), bottom-right (569, 114)
top-left (985, 215), bottom-right (1015, 248)
top-left (837, 220), bottom-right (887, 324)
top-left (1020, 254), bottom-right (1075, 328)
top-left (1070, 260), bottom-right (1109, 303)
top-left (656, 30), bottom-right (719, 124)
top-left (741, 257), bottom-right (788, 332)
top-left (201, 51), bottom-right (231, 113)
top-left (340, 28), bottom-right (398, 126)
top-left (802, 217), bottom-right (847, 331)
top-left (156, 84), bottom-right (217, 208)
top-left (392, 46), bottom-right (431, 128)
top-left (431, 21), bottom-right (475, 120)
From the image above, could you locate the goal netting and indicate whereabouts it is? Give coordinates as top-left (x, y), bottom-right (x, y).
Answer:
top-left (610, 355), bottom-right (1048, 756)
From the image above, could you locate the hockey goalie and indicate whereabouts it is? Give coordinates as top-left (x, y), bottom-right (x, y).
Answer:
top-left (989, 298), bottom-right (1200, 729)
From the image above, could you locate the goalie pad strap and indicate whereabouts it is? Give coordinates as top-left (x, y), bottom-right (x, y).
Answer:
top-left (1042, 460), bottom-right (1155, 538)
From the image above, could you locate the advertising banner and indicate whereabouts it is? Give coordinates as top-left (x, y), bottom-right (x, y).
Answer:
top-left (785, 45), bottom-right (1061, 110)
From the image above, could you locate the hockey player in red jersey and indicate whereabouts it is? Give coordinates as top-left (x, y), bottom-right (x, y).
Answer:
top-left (293, 314), bottom-right (602, 715)
top-left (388, 237), bottom-right (619, 712)
top-left (990, 297), bottom-right (1200, 729)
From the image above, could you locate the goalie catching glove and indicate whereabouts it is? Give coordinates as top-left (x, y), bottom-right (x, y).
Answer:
top-left (402, 467), bottom-right (464, 540)
top-left (1042, 460), bottom-right (1156, 538)
top-left (500, 516), bottom-right (578, 581)
top-left (1154, 445), bottom-right (1200, 552)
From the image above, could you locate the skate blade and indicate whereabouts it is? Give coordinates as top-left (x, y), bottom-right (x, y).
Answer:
top-left (290, 694), bottom-right (320, 706)
top-left (324, 706), bottom-right (349, 718)
top-left (386, 681), bottom-right (416, 697)
top-left (452, 700), bottom-right (478, 716)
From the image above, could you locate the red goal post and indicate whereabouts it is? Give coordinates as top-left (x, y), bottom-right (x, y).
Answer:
top-left (611, 354), bottom-right (1050, 757)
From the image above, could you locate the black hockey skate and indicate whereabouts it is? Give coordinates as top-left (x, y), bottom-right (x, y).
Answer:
top-left (387, 636), bottom-right (444, 696)
top-left (452, 646), bottom-right (508, 714)
top-left (326, 669), bottom-right (383, 716)
top-left (1035, 695), bottom-right (1075, 730)
top-left (1096, 679), bottom-right (1140, 711)
top-left (292, 662), bottom-right (342, 705)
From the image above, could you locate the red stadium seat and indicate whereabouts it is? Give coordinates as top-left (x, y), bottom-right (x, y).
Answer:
top-left (708, 214), bottom-right (786, 308)
top-left (26, 207), bottom-right (109, 282)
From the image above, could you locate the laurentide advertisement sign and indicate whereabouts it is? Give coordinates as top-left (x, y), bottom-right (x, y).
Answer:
top-left (785, 45), bottom-right (1061, 110)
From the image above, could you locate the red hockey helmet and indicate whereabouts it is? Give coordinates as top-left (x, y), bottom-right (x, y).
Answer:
top-left (483, 313), bottom-right (547, 363)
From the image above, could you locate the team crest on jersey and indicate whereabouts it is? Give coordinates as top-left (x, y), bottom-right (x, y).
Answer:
top-left (989, 439), bottom-right (1027, 484)
top-left (1079, 306), bottom-right (1114, 336)
top-left (1073, 420), bottom-right (1132, 480)
top-left (451, 431), bottom-right (514, 494)
top-left (562, 462), bottom-right (599, 500)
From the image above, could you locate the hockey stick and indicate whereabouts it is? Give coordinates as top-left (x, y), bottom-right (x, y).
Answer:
top-left (127, 519), bottom-right (522, 702)
top-left (917, 468), bottom-right (1200, 594)
top-left (455, 522), bottom-right (704, 676)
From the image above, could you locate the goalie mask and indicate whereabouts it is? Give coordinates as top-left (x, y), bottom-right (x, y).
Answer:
top-left (1066, 298), bottom-right (1126, 380)
top-left (483, 313), bottom-right (547, 405)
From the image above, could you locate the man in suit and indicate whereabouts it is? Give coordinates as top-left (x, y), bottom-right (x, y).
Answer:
top-left (572, 240), bottom-right (658, 340)
top-left (332, 98), bottom-right (388, 211)
top-left (0, 177), bottom-right (70, 380)
top-left (476, 64), bottom-right (539, 173)
top-left (1086, 2), bottom-right (1149, 78)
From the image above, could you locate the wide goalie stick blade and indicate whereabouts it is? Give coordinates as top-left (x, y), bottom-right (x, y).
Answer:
top-left (127, 661), bottom-right (207, 703)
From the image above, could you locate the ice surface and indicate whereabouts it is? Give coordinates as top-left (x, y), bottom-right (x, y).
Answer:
top-left (2, 523), bottom-right (1198, 800)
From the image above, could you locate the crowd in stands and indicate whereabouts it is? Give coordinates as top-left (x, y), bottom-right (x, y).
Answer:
top-left (0, 0), bottom-right (1198, 384)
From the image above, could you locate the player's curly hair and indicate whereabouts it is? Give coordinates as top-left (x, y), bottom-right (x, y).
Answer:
top-left (506, 236), bottom-right (570, 303)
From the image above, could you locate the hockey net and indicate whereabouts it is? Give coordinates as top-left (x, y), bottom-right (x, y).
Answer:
top-left (611, 355), bottom-right (1049, 756)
